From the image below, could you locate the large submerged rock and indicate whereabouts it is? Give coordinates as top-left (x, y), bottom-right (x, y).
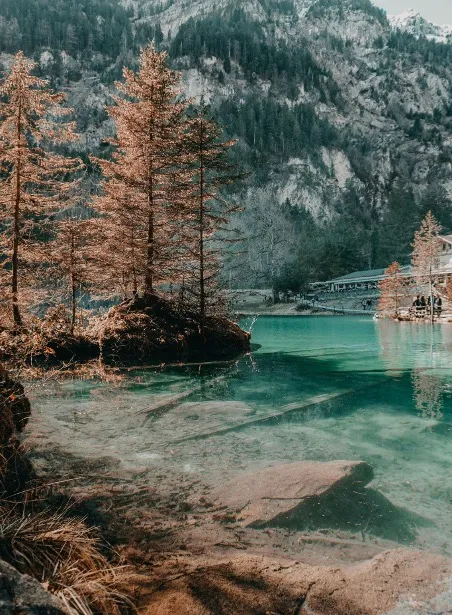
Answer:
top-left (99, 294), bottom-right (251, 366)
top-left (213, 460), bottom-right (374, 528)
top-left (0, 365), bottom-right (34, 497)
top-left (0, 559), bottom-right (67, 614)
top-left (139, 550), bottom-right (452, 615)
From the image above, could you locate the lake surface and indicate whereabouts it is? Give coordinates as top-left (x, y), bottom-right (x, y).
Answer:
top-left (26, 316), bottom-right (452, 555)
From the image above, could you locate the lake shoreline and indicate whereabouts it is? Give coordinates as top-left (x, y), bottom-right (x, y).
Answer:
top-left (15, 314), bottom-right (452, 613)
top-left (235, 311), bottom-right (364, 317)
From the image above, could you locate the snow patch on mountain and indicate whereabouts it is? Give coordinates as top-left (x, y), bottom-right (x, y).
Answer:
top-left (389, 9), bottom-right (452, 43)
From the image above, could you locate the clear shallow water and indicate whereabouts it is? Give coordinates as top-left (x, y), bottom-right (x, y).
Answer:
top-left (26, 316), bottom-right (452, 554)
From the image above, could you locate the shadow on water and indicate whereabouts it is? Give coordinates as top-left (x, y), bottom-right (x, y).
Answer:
top-left (121, 317), bottom-right (452, 431)
top-left (273, 487), bottom-right (434, 544)
top-left (249, 343), bottom-right (262, 352)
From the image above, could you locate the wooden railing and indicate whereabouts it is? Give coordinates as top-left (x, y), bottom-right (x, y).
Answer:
top-left (407, 307), bottom-right (442, 318)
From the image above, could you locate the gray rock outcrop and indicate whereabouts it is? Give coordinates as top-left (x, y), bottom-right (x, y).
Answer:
top-left (0, 559), bottom-right (67, 614)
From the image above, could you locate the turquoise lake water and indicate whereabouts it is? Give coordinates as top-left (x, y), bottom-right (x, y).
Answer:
top-left (27, 316), bottom-right (452, 554)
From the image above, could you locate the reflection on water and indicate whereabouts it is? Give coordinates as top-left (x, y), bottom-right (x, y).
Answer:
top-left (26, 316), bottom-right (452, 556)
top-left (412, 371), bottom-right (444, 420)
top-left (377, 319), bottom-right (451, 420)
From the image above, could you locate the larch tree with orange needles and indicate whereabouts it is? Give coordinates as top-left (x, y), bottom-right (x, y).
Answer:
top-left (93, 43), bottom-right (191, 298)
top-left (0, 51), bottom-right (83, 328)
top-left (91, 183), bottom-right (144, 299)
top-left (378, 261), bottom-right (408, 318)
top-left (411, 211), bottom-right (442, 323)
top-left (183, 99), bottom-right (242, 338)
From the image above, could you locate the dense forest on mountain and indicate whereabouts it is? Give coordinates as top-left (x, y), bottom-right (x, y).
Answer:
top-left (1, 0), bottom-right (452, 293)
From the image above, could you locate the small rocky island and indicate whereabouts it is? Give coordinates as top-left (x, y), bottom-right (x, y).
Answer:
top-left (98, 294), bottom-right (251, 366)
top-left (1, 294), bottom-right (251, 368)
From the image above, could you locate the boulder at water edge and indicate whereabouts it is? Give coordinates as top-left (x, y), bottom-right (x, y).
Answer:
top-left (213, 460), bottom-right (374, 527)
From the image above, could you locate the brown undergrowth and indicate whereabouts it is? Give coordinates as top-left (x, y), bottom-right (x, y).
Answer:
top-left (0, 494), bottom-right (136, 615)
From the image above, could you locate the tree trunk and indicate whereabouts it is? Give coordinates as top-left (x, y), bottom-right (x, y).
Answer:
top-left (70, 233), bottom-right (76, 336)
top-left (199, 120), bottom-right (206, 344)
top-left (430, 278), bottom-right (434, 324)
top-left (131, 223), bottom-right (138, 295)
top-left (71, 276), bottom-right (76, 336)
top-left (145, 122), bottom-right (155, 296)
top-left (12, 101), bottom-right (23, 328)
top-left (145, 211), bottom-right (154, 295)
top-left (145, 168), bottom-right (154, 295)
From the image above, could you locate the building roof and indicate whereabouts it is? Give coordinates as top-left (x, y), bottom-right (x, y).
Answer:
top-left (331, 268), bottom-right (386, 282)
top-left (327, 265), bottom-right (411, 284)
top-left (440, 234), bottom-right (452, 245)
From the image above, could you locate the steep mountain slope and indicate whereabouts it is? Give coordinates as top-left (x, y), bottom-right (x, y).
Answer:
top-left (1, 0), bottom-right (452, 288)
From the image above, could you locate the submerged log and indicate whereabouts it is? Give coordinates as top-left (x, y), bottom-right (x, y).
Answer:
top-left (173, 388), bottom-right (362, 443)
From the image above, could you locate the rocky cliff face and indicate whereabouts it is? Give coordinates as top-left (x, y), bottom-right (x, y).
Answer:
top-left (134, 0), bottom-right (452, 208)
top-left (2, 0), bottom-right (452, 284)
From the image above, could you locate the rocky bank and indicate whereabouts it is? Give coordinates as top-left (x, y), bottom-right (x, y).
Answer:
top-left (0, 559), bottom-right (67, 615)
top-left (0, 364), bottom-right (34, 497)
top-left (140, 550), bottom-right (452, 615)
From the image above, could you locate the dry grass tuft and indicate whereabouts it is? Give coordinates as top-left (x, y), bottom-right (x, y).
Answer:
top-left (0, 502), bottom-right (135, 615)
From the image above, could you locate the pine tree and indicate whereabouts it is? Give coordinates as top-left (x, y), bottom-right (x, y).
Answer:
top-left (378, 261), bottom-right (407, 318)
top-left (0, 51), bottom-right (82, 327)
top-left (183, 100), bottom-right (241, 336)
top-left (378, 180), bottom-right (418, 266)
top-left (411, 211), bottom-right (442, 323)
top-left (93, 43), bottom-right (190, 297)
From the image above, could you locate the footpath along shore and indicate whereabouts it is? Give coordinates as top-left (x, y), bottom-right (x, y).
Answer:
top-left (231, 289), bottom-right (378, 317)
top-left (234, 300), bottom-right (376, 317)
